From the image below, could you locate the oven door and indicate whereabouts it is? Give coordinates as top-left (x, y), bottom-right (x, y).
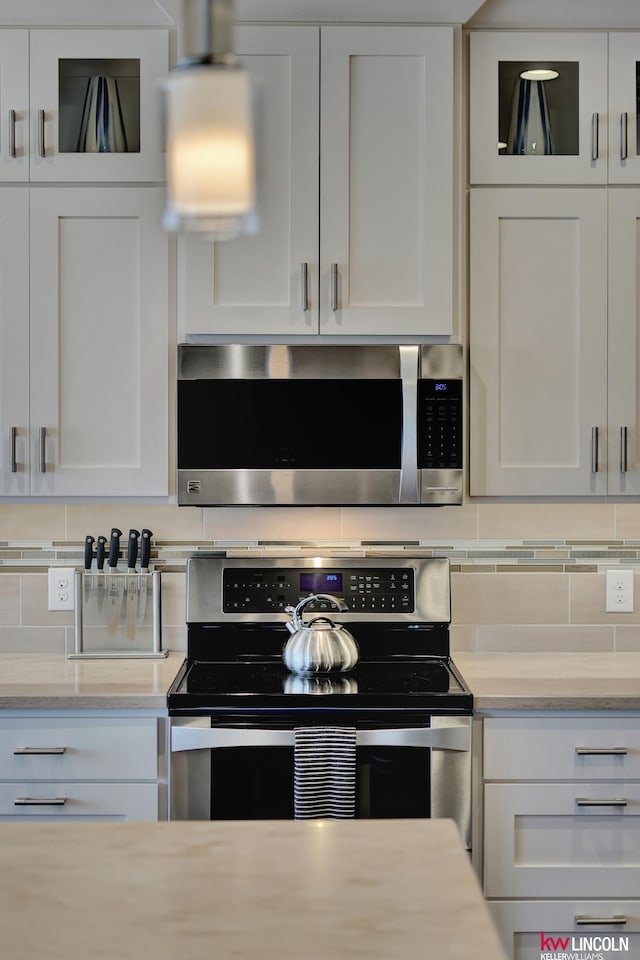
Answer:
top-left (170, 717), bottom-right (472, 849)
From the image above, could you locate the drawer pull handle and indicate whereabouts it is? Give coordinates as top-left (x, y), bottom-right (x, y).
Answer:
top-left (575, 747), bottom-right (628, 756)
top-left (575, 916), bottom-right (628, 927)
top-left (13, 746), bottom-right (67, 756)
top-left (14, 797), bottom-right (67, 806)
top-left (575, 797), bottom-right (628, 807)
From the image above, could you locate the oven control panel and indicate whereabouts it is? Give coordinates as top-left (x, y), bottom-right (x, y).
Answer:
top-left (222, 567), bottom-right (415, 614)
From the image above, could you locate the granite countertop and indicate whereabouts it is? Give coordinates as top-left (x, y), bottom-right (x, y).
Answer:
top-left (456, 652), bottom-right (640, 710)
top-left (0, 818), bottom-right (505, 960)
top-left (1, 651), bottom-right (640, 711)
top-left (0, 652), bottom-right (184, 709)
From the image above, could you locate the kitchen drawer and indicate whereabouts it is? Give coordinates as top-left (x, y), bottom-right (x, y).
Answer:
top-left (489, 900), bottom-right (640, 960)
top-left (484, 717), bottom-right (640, 781)
top-left (0, 782), bottom-right (158, 820)
top-left (0, 717), bottom-right (158, 781)
top-left (484, 782), bottom-right (640, 898)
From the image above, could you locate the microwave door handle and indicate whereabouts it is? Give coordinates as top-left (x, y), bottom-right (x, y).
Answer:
top-left (398, 344), bottom-right (419, 503)
top-left (171, 724), bottom-right (470, 753)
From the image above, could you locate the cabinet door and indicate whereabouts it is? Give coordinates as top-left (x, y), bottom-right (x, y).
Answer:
top-left (0, 189), bottom-right (29, 495)
top-left (490, 900), bottom-right (640, 960)
top-left (320, 26), bottom-right (453, 336)
top-left (470, 32), bottom-right (608, 185)
top-left (177, 26), bottom-right (319, 337)
top-left (608, 35), bottom-right (640, 184)
top-left (469, 188), bottom-right (607, 496)
top-left (608, 189), bottom-right (640, 494)
top-left (0, 31), bottom-right (28, 182)
top-left (29, 187), bottom-right (168, 496)
top-left (29, 29), bottom-right (167, 182)
top-left (0, 782), bottom-right (158, 821)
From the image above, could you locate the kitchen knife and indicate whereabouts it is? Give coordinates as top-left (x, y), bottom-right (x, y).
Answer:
top-left (95, 535), bottom-right (107, 614)
top-left (125, 529), bottom-right (140, 641)
top-left (83, 535), bottom-right (95, 603)
top-left (138, 528), bottom-right (152, 625)
top-left (107, 527), bottom-right (122, 637)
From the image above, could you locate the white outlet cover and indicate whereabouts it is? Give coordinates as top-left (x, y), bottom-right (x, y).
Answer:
top-left (48, 567), bottom-right (76, 611)
top-left (605, 569), bottom-right (634, 613)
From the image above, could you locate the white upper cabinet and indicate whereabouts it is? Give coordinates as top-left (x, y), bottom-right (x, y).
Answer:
top-left (0, 28), bottom-right (168, 183)
top-left (470, 32), bottom-right (609, 185)
top-left (608, 34), bottom-right (640, 184)
top-left (178, 24), bottom-right (454, 339)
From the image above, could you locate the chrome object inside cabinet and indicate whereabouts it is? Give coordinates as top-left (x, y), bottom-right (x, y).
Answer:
top-left (177, 343), bottom-right (463, 506)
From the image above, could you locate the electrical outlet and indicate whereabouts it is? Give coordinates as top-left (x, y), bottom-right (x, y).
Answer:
top-left (605, 569), bottom-right (634, 613)
top-left (48, 567), bottom-right (76, 611)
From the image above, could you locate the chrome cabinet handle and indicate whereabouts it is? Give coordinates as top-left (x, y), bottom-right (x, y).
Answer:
top-left (14, 797), bottom-right (67, 806)
top-left (13, 746), bottom-right (67, 756)
top-left (39, 426), bottom-right (46, 473)
top-left (575, 797), bottom-right (627, 807)
top-left (330, 262), bottom-right (338, 311)
top-left (621, 112), bottom-right (628, 161)
top-left (591, 112), bottom-right (599, 162)
top-left (8, 108), bottom-right (16, 159)
top-left (576, 746), bottom-right (627, 756)
top-left (590, 426), bottom-right (599, 473)
top-left (10, 426), bottom-right (17, 473)
top-left (575, 916), bottom-right (627, 926)
top-left (38, 109), bottom-right (45, 158)
top-left (300, 262), bottom-right (308, 312)
top-left (620, 426), bottom-right (628, 474)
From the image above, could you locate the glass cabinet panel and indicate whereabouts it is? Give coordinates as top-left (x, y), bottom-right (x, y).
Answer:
top-left (498, 60), bottom-right (579, 157)
top-left (59, 59), bottom-right (141, 155)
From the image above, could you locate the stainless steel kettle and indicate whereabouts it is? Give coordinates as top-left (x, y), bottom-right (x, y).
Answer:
top-left (282, 594), bottom-right (359, 675)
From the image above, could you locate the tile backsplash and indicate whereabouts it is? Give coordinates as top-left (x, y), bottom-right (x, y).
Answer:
top-left (1, 501), bottom-right (640, 656)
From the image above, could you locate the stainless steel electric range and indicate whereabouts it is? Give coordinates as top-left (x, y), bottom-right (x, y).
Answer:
top-left (168, 555), bottom-right (473, 843)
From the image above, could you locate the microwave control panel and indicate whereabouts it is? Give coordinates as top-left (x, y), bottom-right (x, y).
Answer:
top-left (417, 378), bottom-right (462, 470)
top-left (222, 567), bottom-right (415, 614)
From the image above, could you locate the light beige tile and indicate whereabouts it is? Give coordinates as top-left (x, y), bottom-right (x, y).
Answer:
top-left (0, 575), bottom-right (20, 625)
top-left (204, 507), bottom-right (342, 542)
top-left (65, 505), bottom-right (204, 542)
top-left (160, 625), bottom-right (187, 652)
top-left (476, 624), bottom-right (614, 653)
top-left (570, 572), bottom-right (640, 624)
top-left (0, 627), bottom-right (65, 654)
top-left (451, 573), bottom-right (569, 625)
top-left (20, 574), bottom-right (74, 627)
top-left (615, 625), bottom-right (640, 651)
top-left (478, 503), bottom-right (615, 541)
top-left (0, 505), bottom-right (65, 541)
top-left (615, 505), bottom-right (640, 539)
top-left (449, 624), bottom-right (476, 652)
top-left (161, 572), bottom-right (186, 627)
top-left (340, 504), bottom-right (478, 541)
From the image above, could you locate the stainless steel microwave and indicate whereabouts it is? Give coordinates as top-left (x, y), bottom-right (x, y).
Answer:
top-left (177, 343), bottom-right (463, 506)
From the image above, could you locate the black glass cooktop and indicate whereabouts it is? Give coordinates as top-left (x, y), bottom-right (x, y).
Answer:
top-left (167, 656), bottom-right (472, 720)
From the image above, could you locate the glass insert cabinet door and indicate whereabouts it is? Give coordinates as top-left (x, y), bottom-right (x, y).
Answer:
top-left (28, 29), bottom-right (168, 182)
top-left (608, 33), bottom-right (640, 184)
top-left (470, 32), bottom-right (608, 184)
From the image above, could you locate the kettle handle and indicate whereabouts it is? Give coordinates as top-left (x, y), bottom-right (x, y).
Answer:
top-left (289, 593), bottom-right (348, 631)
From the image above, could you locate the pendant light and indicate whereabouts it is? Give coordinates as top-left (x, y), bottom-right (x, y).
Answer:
top-left (163, 0), bottom-right (257, 239)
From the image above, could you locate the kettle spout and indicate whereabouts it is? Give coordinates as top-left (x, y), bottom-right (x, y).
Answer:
top-left (285, 621), bottom-right (296, 635)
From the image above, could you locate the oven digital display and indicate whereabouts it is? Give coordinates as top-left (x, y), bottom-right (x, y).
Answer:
top-left (299, 572), bottom-right (343, 593)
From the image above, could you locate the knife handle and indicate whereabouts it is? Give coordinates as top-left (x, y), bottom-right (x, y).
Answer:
top-left (84, 535), bottom-right (95, 572)
top-left (108, 528), bottom-right (122, 570)
top-left (140, 529), bottom-right (153, 571)
top-left (96, 536), bottom-right (107, 571)
top-left (127, 529), bottom-right (140, 571)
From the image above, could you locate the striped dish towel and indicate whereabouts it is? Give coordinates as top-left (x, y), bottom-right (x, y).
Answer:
top-left (293, 726), bottom-right (357, 820)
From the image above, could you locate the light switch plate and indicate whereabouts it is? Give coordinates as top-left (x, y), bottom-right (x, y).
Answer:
top-left (605, 569), bottom-right (634, 613)
top-left (48, 567), bottom-right (75, 611)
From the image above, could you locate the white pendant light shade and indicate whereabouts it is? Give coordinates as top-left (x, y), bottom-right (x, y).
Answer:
top-left (163, 65), bottom-right (256, 237)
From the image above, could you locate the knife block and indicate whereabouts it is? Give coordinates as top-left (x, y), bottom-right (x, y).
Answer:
top-left (68, 570), bottom-right (167, 659)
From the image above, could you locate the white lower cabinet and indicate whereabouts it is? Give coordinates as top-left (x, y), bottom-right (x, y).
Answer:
top-left (483, 716), bottom-right (640, 960)
top-left (0, 712), bottom-right (167, 821)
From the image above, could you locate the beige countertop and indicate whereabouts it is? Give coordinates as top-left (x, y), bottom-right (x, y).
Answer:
top-left (1, 651), bottom-right (640, 711)
top-left (456, 651), bottom-right (640, 710)
top-left (0, 652), bottom-right (184, 709)
top-left (0, 818), bottom-right (505, 960)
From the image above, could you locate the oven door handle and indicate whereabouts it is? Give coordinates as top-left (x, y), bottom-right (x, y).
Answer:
top-left (171, 723), bottom-right (470, 753)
